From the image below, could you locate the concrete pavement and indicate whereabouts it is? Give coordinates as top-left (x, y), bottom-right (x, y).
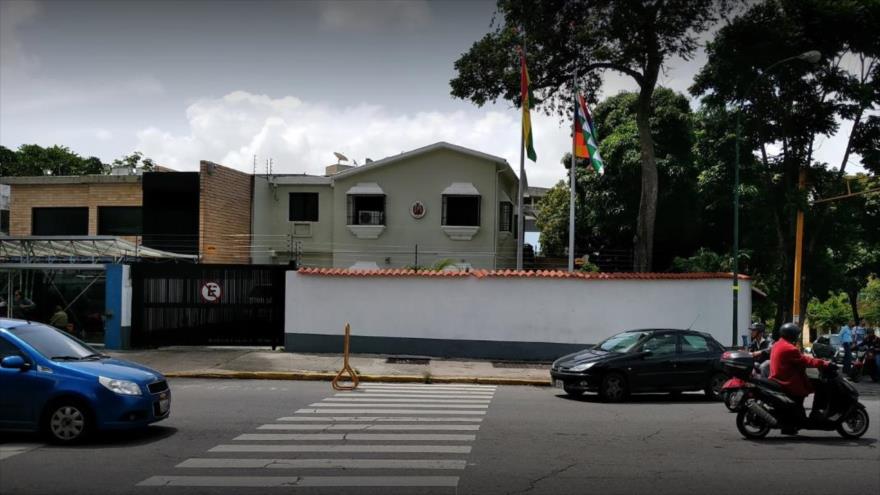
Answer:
top-left (104, 346), bottom-right (552, 385)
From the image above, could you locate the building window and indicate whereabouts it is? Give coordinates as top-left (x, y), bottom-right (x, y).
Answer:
top-left (289, 193), bottom-right (319, 222)
top-left (31, 207), bottom-right (89, 235)
top-left (347, 195), bottom-right (385, 225)
top-left (0, 210), bottom-right (8, 235)
top-left (442, 196), bottom-right (480, 226)
top-left (499, 202), bottom-right (513, 232)
top-left (98, 206), bottom-right (142, 235)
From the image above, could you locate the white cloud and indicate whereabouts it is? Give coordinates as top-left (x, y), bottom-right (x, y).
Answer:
top-left (318, 0), bottom-right (431, 32)
top-left (135, 91), bottom-right (575, 187)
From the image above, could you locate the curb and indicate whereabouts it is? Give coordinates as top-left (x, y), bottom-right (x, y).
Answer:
top-left (163, 370), bottom-right (551, 387)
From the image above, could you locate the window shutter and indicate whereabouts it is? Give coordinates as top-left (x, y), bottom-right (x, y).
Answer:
top-left (347, 196), bottom-right (354, 225)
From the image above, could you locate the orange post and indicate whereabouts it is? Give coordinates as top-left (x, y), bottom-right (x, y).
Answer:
top-left (792, 169), bottom-right (806, 326)
top-left (331, 323), bottom-right (359, 391)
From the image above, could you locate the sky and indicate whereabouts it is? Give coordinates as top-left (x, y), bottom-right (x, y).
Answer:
top-left (0, 0), bottom-right (866, 188)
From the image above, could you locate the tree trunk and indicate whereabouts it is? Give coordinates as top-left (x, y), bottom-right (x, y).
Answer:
top-left (847, 289), bottom-right (860, 322)
top-left (633, 82), bottom-right (658, 272)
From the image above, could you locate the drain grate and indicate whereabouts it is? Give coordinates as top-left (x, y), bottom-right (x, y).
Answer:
top-left (386, 357), bottom-right (431, 365)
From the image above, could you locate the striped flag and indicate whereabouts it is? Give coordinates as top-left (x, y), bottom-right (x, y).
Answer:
top-left (520, 50), bottom-right (537, 162)
top-left (574, 94), bottom-right (604, 175)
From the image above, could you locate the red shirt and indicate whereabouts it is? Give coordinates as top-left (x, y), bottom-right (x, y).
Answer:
top-left (769, 338), bottom-right (827, 397)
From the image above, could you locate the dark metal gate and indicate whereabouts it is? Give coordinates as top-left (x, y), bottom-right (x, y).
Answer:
top-left (130, 263), bottom-right (287, 347)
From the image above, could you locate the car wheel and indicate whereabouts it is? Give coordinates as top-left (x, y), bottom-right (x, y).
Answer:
top-left (836, 407), bottom-right (869, 439)
top-left (599, 373), bottom-right (628, 402)
top-left (705, 373), bottom-right (727, 401)
top-left (43, 400), bottom-right (92, 444)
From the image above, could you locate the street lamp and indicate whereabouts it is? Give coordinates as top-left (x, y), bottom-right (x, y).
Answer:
top-left (732, 50), bottom-right (821, 347)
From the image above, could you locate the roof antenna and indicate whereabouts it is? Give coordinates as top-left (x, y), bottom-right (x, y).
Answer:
top-left (686, 313), bottom-right (701, 330)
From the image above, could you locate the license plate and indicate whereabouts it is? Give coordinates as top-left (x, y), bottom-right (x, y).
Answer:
top-left (554, 380), bottom-right (564, 389)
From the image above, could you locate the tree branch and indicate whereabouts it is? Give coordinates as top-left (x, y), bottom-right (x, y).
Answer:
top-left (581, 63), bottom-right (644, 85)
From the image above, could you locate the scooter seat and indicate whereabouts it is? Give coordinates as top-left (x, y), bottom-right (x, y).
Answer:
top-left (751, 376), bottom-right (786, 392)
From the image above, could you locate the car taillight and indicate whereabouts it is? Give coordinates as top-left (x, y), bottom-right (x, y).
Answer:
top-left (722, 351), bottom-right (732, 359)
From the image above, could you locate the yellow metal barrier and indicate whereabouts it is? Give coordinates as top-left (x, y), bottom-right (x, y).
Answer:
top-left (331, 323), bottom-right (360, 391)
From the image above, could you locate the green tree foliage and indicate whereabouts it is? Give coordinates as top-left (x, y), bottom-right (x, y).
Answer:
top-left (860, 277), bottom-right (880, 325)
top-left (450, 0), bottom-right (731, 271)
top-left (690, 0), bottom-right (880, 324)
top-left (807, 292), bottom-right (853, 333)
top-left (537, 88), bottom-right (700, 268)
top-left (111, 151), bottom-right (156, 173)
top-left (0, 144), bottom-right (106, 176)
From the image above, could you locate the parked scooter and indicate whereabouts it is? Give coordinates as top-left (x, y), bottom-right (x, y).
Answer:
top-left (720, 350), bottom-right (870, 439)
top-left (848, 345), bottom-right (880, 383)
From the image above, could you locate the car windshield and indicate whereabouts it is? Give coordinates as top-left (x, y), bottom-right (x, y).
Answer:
top-left (829, 335), bottom-right (840, 346)
top-left (9, 324), bottom-right (98, 360)
top-left (595, 332), bottom-right (649, 353)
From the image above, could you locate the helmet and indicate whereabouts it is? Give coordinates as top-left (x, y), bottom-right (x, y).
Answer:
top-left (779, 322), bottom-right (800, 342)
top-left (749, 322), bottom-right (766, 333)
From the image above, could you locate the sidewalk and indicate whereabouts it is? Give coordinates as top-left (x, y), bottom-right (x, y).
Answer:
top-left (104, 347), bottom-right (553, 386)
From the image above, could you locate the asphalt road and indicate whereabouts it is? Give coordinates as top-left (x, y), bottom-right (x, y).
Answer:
top-left (1, 379), bottom-right (878, 495)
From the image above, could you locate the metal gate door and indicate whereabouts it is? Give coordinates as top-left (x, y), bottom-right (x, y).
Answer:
top-left (130, 263), bottom-right (286, 347)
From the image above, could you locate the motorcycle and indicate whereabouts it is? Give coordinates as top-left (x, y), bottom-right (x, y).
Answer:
top-left (720, 350), bottom-right (870, 440)
top-left (848, 345), bottom-right (880, 383)
top-left (720, 376), bottom-right (751, 412)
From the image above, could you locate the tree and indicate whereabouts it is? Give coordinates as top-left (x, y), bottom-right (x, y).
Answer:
top-left (860, 277), bottom-right (880, 325)
top-left (450, 0), bottom-right (730, 271)
top-left (807, 292), bottom-right (853, 333)
top-left (536, 88), bottom-right (700, 269)
top-left (1, 144), bottom-right (106, 176)
top-left (111, 151), bottom-right (155, 173)
top-left (691, 0), bottom-right (879, 324)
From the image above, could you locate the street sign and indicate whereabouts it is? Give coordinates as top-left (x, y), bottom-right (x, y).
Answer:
top-left (200, 281), bottom-right (222, 303)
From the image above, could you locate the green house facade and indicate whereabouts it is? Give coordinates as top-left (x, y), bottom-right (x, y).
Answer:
top-left (251, 142), bottom-right (520, 269)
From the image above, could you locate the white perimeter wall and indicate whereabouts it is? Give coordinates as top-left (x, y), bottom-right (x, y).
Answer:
top-left (286, 272), bottom-right (752, 347)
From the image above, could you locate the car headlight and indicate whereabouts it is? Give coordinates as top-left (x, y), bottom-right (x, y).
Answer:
top-left (569, 362), bottom-right (596, 372)
top-left (99, 376), bottom-right (142, 396)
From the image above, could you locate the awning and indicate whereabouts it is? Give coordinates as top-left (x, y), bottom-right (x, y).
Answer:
top-left (346, 183), bottom-right (384, 195)
top-left (442, 182), bottom-right (480, 196)
top-left (0, 236), bottom-right (198, 267)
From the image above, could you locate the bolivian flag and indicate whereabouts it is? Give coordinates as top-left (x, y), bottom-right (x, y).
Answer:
top-left (520, 51), bottom-right (537, 162)
top-left (574, 94), bottom-right (604, 175)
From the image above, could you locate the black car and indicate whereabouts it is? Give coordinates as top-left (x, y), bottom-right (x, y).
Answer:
top-left (550, 329), bottom-right (728, 402)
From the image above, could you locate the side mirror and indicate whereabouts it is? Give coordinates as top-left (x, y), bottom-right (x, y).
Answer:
top-left (640, 349), bottom-right (653, 358)
top-left (1, 355), bottom-right (29, 370)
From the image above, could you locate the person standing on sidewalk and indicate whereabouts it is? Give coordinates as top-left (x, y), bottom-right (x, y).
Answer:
top-left (854, 319), bottom-right (867, 346)
top-left (840, 320), bottom-right (854, 374)
top-left (49, 305), bottom-right (69, 330)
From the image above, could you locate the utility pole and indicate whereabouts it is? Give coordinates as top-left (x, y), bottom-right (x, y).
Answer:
top-left (568, 70), bottom-right (577, 272)
top-left (791, 169), bottom-right (806, 325)
top-left (516, 37), bottom-right (527, 271)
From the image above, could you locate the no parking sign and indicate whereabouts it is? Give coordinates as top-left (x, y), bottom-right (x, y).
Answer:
top-left (200, 281), bottom-right (222, 303)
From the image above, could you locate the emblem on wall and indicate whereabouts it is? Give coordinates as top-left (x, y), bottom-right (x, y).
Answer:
top-left (410, 201), bottom-right (426, 219)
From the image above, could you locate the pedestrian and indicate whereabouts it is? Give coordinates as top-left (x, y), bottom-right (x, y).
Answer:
top-left (840, 319), bottom-right (854, 374)
top-left (854, 318), bottom-right (867, 346)
top-left (49, 305), bottom-right (69, 330)
top-left (12, 290), bottom-right (36, 320)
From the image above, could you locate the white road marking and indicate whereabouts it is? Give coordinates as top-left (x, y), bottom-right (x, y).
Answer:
top-left (277, 416), bottom-right (483, 422)
top-left (321, 398), bottom-right (491, 403)
top-left (296, 408), bottom-right (486, 415)
top-left (341, 393), bottom-right (495, 398)
top-left (0, 444), bottom-right (42, 461)
top-left (308, 403), bottom-right (489, 409)
top-left (258, 424), bottom-right (480, 431)
top-left (138, 475), bottom-right (460, 487)
top-left (234, 433), bottom-right (477, 441)
top-left (209, 444), bottom-right (472, 454)
top-left (358, 387), bottom-right (496, 393)
top-left (176, 458), bottom-right (468, 470)
top-left (359, 384), bottom-right (495, 389)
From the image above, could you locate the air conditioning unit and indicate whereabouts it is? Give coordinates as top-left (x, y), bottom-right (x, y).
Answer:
top-left (359, 210), bottom-right (381, 225)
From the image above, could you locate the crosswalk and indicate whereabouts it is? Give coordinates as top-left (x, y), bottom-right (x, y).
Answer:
top-left (138, 382), bottom-right (497, 490)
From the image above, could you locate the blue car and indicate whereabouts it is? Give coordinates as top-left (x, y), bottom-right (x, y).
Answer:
top-left (0, 318), bottom-right (170, 443)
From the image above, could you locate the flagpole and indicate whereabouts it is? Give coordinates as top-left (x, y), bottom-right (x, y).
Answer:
top-left (568, 71), bottom-right (577, 272)
top-left (516, 38), bottom-right (526, 271)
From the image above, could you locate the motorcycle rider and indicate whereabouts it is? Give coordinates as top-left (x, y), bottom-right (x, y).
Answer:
top-left (769, 322), bottom-right (832, 433)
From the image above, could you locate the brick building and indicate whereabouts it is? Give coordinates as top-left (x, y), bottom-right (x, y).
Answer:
top-left (1, 161), bottom-right (253, 263)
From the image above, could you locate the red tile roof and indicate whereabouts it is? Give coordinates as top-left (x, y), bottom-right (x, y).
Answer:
top-left (297, 267), bottom-right (750, 280)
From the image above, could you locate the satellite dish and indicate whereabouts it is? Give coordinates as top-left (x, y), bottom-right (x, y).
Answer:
top-left (333, 152), bottom-right (349, 164)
